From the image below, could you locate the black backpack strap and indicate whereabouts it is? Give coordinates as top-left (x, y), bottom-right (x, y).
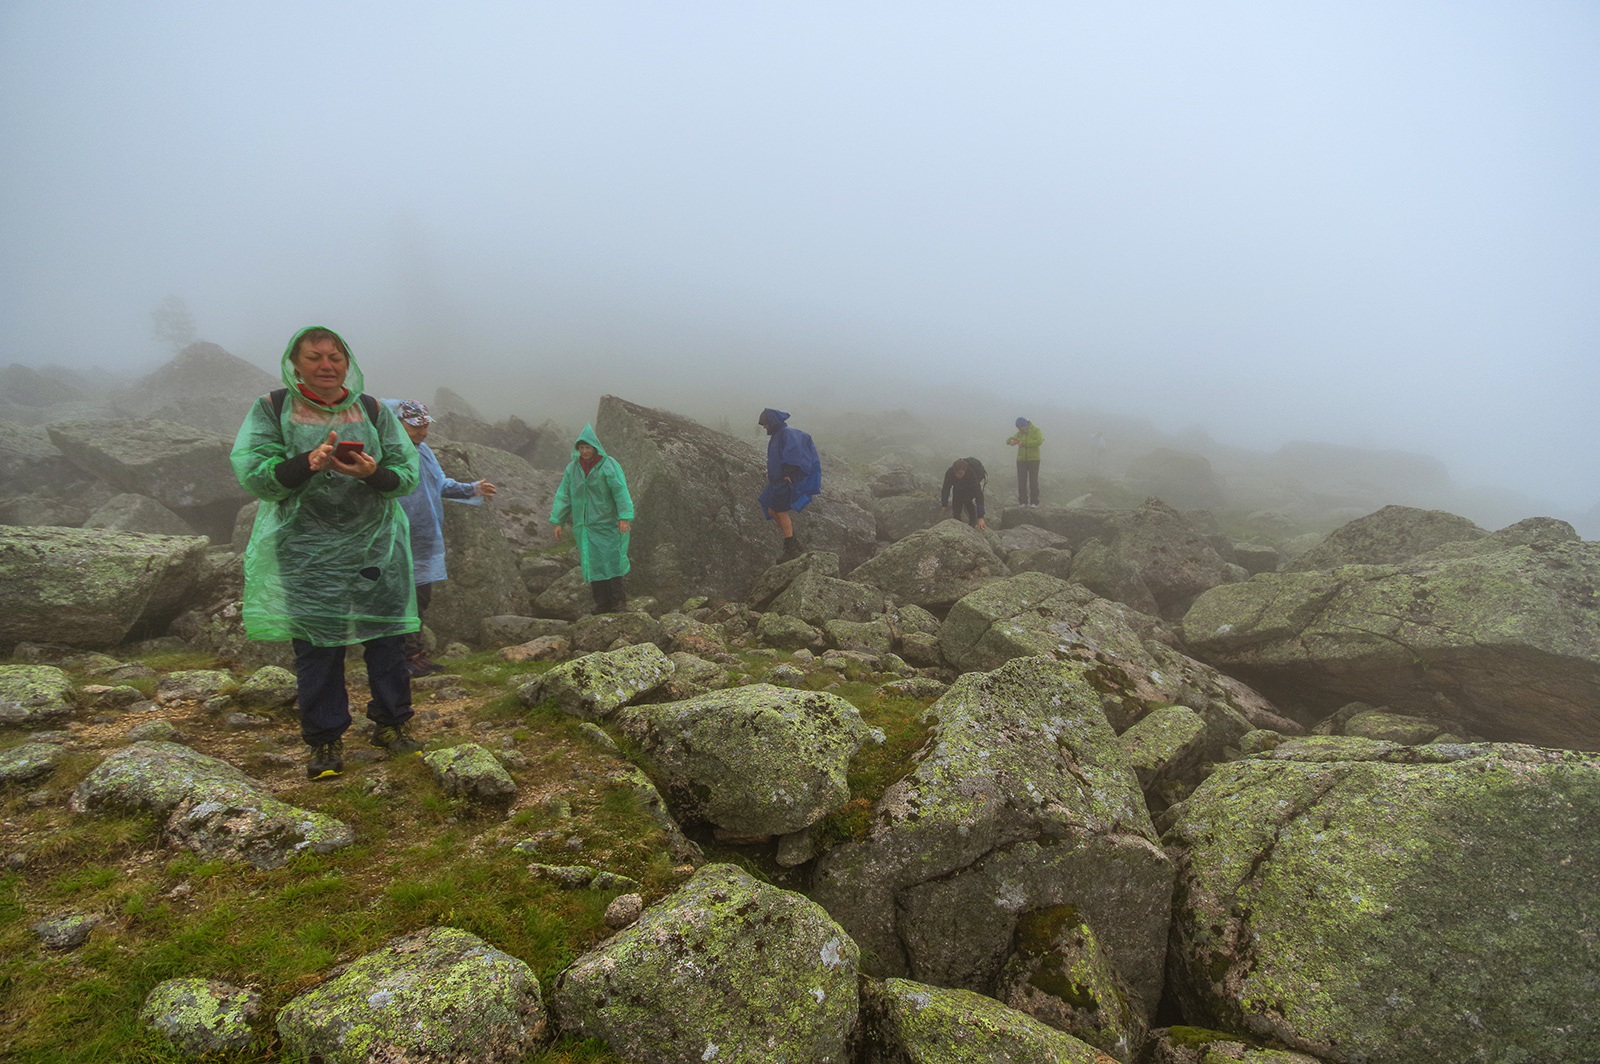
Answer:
top-left (266, 387), bottom-right (289, 419)
top-left (269, 388), bottom-right (380, 425)
top-left (358, 393), bottom-right (381, 423)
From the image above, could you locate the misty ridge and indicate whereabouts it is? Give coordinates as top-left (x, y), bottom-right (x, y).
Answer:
top-left (1, 316), bottom-right (1591, 545)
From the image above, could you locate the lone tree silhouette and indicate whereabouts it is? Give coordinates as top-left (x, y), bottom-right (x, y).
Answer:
top-left (150, 294), bottom-right (196, 350)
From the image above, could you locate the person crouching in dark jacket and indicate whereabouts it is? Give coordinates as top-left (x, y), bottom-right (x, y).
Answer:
top-left (940, 458), bottom-right (987, 530)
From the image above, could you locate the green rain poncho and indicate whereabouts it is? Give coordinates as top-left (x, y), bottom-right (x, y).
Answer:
top-left (230, 328), bottom-right (420, 646)
top-left (549, 424), bottom-right (634, 582)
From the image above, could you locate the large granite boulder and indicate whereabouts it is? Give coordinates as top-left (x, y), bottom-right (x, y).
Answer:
top-left (431, 439), bottom-right (562, 555)
top-left (810, 656), bottom-right (1173, 1013)
top-left (612, 684), bottom-right (875, 836)
top-left (1094, 499), bottom-right (1237, 620)
top-left (868, 495), bottom-right (944, 542)
top-left (554, 863), bottom-right (859, 1064)
top-left (1181, 536), bottom-right (1600, 749)
top-left (938, 572), bottom-right (1156, 675)
top-left (1283, 504), bottom-right (1487, 571)
top-left (1165, 741), bottom-right (1600, 1062)
top-left (46, 418), bottom-right (247, 541)
top-left (769, 571), bottom-right (888, 625)
top-left (848, 519), bottom-right (1011, 612)
top-left (748, 551), bottom-right (840, 610)
top-left (0, 527), bottom-right (209, 649)
top-left (424, 500), bottom-right (533, 648)
top-left (71, 742), bottom-right (353, 868)
top-left (277, 927), bottom-right (545, 1063)
top-left (593, 395), bottom-right (876, 603)
top-left (860, 978), bottom-right (1108, 1064)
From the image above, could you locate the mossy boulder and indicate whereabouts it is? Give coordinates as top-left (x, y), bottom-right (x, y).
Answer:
top-left (811, 656), bottom-right (1173, 1013)
top-left (70, 741), bottom-right (353, 868)
top-left (996, 906), bottom-right (1145, 1061)
top-left (553, 863), bottom-right (859, 1063)
top-left (0, 526), bottom-right (209, 648)
top-left (1139, 1027), bottom-right (1324, 1063)
top-left (231, 665), bottom-right (296, 709)
top-left (824, 618), bottom-right (895, 655)
top-left (1118, 705), bottom-right (1209, 793)
top-left (570, 610), bottom-right (666, 654)
top-left (1181, 539), bottom-right (1600, 749)
top-left (515, 642), bottom-right (673, 720)
top-left (422, 743), bottom-right (517, 803)
top-left (0, 742), bottom-right (64, 786)
top-left (277, 926), bottom-right (545, 1064)
top-left (156, 669), bottom-right (234, 703)
top-left (859, 977), bottom-right (1108, 1063)
top-left (938, 572), bottom-right (1153, 674)
top-left (613, 684), bottom-right (874, 836)
top-left (1283, 504), bottom-right (1487, 572)
top-left (756, 611), bottom-right (824, 651)
top-left (848, 519), bottom-right (1011, 612)
top-left (747, 550), bottom-right (841, 611)
top-left (1342, 708), bottom-right (1442, 744)
top-left (139, 977), bottom-right (261, 1056)
top-left (1164, 743), bottom-right (1600, 1062)
top-left (769, 570), bottom-right (888, 625)
top-left (0, 664), bottom-right (75, 725)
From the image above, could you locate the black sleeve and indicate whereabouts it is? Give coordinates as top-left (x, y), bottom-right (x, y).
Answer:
top-left (940, 468), bottom-right (955, 506)
top-left (273, 452), bottom-right (315, 489)
top-left (364, 467), bottom-right (401, 493)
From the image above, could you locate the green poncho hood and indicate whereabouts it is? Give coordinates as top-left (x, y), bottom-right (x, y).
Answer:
top-left (572, 423), bottom-right (609, 460)
top-left (281, 326), bottom-right (366, 415)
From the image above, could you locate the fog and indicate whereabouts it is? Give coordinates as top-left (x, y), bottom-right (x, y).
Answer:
top-left (3, 3), bottom-right (1597, 520)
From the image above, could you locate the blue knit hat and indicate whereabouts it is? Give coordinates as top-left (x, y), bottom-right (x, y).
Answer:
top-left (1015, 417), bottom-right (1028, 428)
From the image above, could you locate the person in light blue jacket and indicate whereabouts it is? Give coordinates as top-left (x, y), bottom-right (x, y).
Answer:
top-left (384, 399), bottom-right (497, 676)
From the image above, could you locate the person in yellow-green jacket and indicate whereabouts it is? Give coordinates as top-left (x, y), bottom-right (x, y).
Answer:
top-left (550, 424), bottom-right (634, 613)
top-left (230, 326), bottom-right (423, 781)
top-left (1006, 416), bottom-right (1044, 507)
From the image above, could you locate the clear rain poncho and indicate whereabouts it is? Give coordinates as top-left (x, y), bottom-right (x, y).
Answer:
top-left (230, 328), bottom-right (420, 646)
top-left (549, 423), bottom-right (634, 582)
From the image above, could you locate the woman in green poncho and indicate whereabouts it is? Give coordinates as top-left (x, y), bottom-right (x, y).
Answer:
top-left (231, 326), bottom-right (423, 781)
top-left (549, 424), bottom-right (634, 613)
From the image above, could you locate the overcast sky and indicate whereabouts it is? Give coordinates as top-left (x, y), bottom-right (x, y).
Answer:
top-left (2, 2), bottom-right (1596, 507)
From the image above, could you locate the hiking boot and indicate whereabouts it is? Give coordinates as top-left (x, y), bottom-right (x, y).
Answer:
top-left (406, 653), bottom-right (442, 678)
top-left (781, 536), bottom-right (803, 558)
top-left (372, 723), bottom-right (424, 756)
top-left (305, 739), bottom-right (344, 780)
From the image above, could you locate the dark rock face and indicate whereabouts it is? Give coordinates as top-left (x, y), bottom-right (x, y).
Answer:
top-left (1283, 504), bottom-right (1488, 571)
top-left (427, 502), bottom-right (533, 648)
top-left (1182, 539), bottom-right (1600, 749)
top-left (594, 395), bottom-right (876, 602)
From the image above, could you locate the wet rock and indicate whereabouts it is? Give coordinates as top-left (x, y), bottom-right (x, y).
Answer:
top-left (769, 571), bottom-right (888, 626)
top-left (748, 550), bottom-right (841, 611)
top-left (604, 892), bottom-right (644, 928)
top-left (515, 642), bottom-right (673, 720)
top-left (614, 684), bottom-right (874, 837)
top-left (848, 519), bottom-right (1010, 612)
top-left (1165, 743), bottom-right (1600, 1062)
top-left (554, 863), bottom-right (858, 1063)
top-left (139, 977), bottom-right (261, 1056)
top-left (32, 910), bottom-right (96, 950)
top-left (756, 612), bottom-right (824, 651)
top-left (72, 741), bottom-right (352, 868)
top-left (996, 907), bottom-right (1146, 1060)
top-left (232, 665), bottom-right (296, 709)
top-left (812, 656), bottom-right (1173, 1014)
top-left (570, 610), bottom-right (665, 654)
top-left (0, 743), bottom-right (64, 786)
top-left (1284, 504), bottom-right (1488, 571)
top-left (277, 926), bottom-right (546, 1064)
top-left (860, 977), bottom-right (1108, 1064)
top-left (82, 493), bottom-right (197, 536)
top-left (0, 526), bottom-right (210, 649)
top-left (499, 635), bottom-right (571, 662)
top-left (0, 664), bottom-right (75, 725)
top-left (422, 743), bottom-right (517, 803)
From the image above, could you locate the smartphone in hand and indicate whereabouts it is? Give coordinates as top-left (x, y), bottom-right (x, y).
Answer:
top-left (334, 440), bottom-right (365, 458)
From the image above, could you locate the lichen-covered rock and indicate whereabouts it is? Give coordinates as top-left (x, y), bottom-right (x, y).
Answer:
top-left (657, 612), bottom-right (727, 657)
top-left (553, 863), bottom-right (859, 1064)
top-left (1164, 743), bottom-right (1600, 1062)
top-left (824, 618), bottom-right (895, 655)
top-left (277, 926), bottom-right (545, 1064)
top-left (524, 863), bottom-right (641, 892)
top-left (232, 665), bottom-right (296, 709)
top-left (1138, 1027), bottom-right (1325, 1064)
top-left (125, 719), bottom-right (183, 743)
top-left (139, 977), bottom-right (261, 1055)
top-left (32, 910), bottom-right (96, 950)
top-left (422, 743), bottom-right (517, 803)
top-left (748, 551), bottom-right (842, 611)
top-left (1007, 546), bottom-right (1076, 583)
top-left (613, 684), bottom-right (874, 836)
top-left (0, 664), bottom-right (75, 725)
top-left (1341, 708), bottom-right (1443, 744)
top-left (1096, 499), bottom-right (1237, 621)
top-left (0, 742), bottom-right (64, 786)
top-left (425, 499), bottom-right (534, 648)
top-left (0, 527), bottom-right (210, 648)
top-left (769, 571), bottom-right (888, 626)
top-left (501, 634), bottom-right (572, 662)
top-left (996, 907), bottom-right (1144, 1061)
top-left (532, 566), bottom-right (596, 621)
top-left (848, 519), bottom-right (1011, 612)
top-left (71, 742), bottom-right (353, 868)
top-left (1283, 504), bottom-right (1488, 572)
top-left (1180, 539), bottom-right (1600, 749)
top-left (156, 669), bottom-right (234, 703)
top-left (756, 612), bottom-right (823, 651)
top-left (482, 614), bottom-right (571, 646)
top-left (658, 651), bottom-right (729, 700)
top-left (938, 573), bottom-right (1154, 674)
top-left (869, 495), bottom-right (944, 542)
top-left (860, 977), bottom-right (1107, 1064)
top-left (1118, 705), bottom-right (1209, 792)
top-left (571, 610), bottom-right (666, 654)
top-left (811, 656), bottom-right (1173, 1013)
top-left (77, 683), bottom-right (144, 710)
top-left (515, 642), bottom-right (673, 720)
